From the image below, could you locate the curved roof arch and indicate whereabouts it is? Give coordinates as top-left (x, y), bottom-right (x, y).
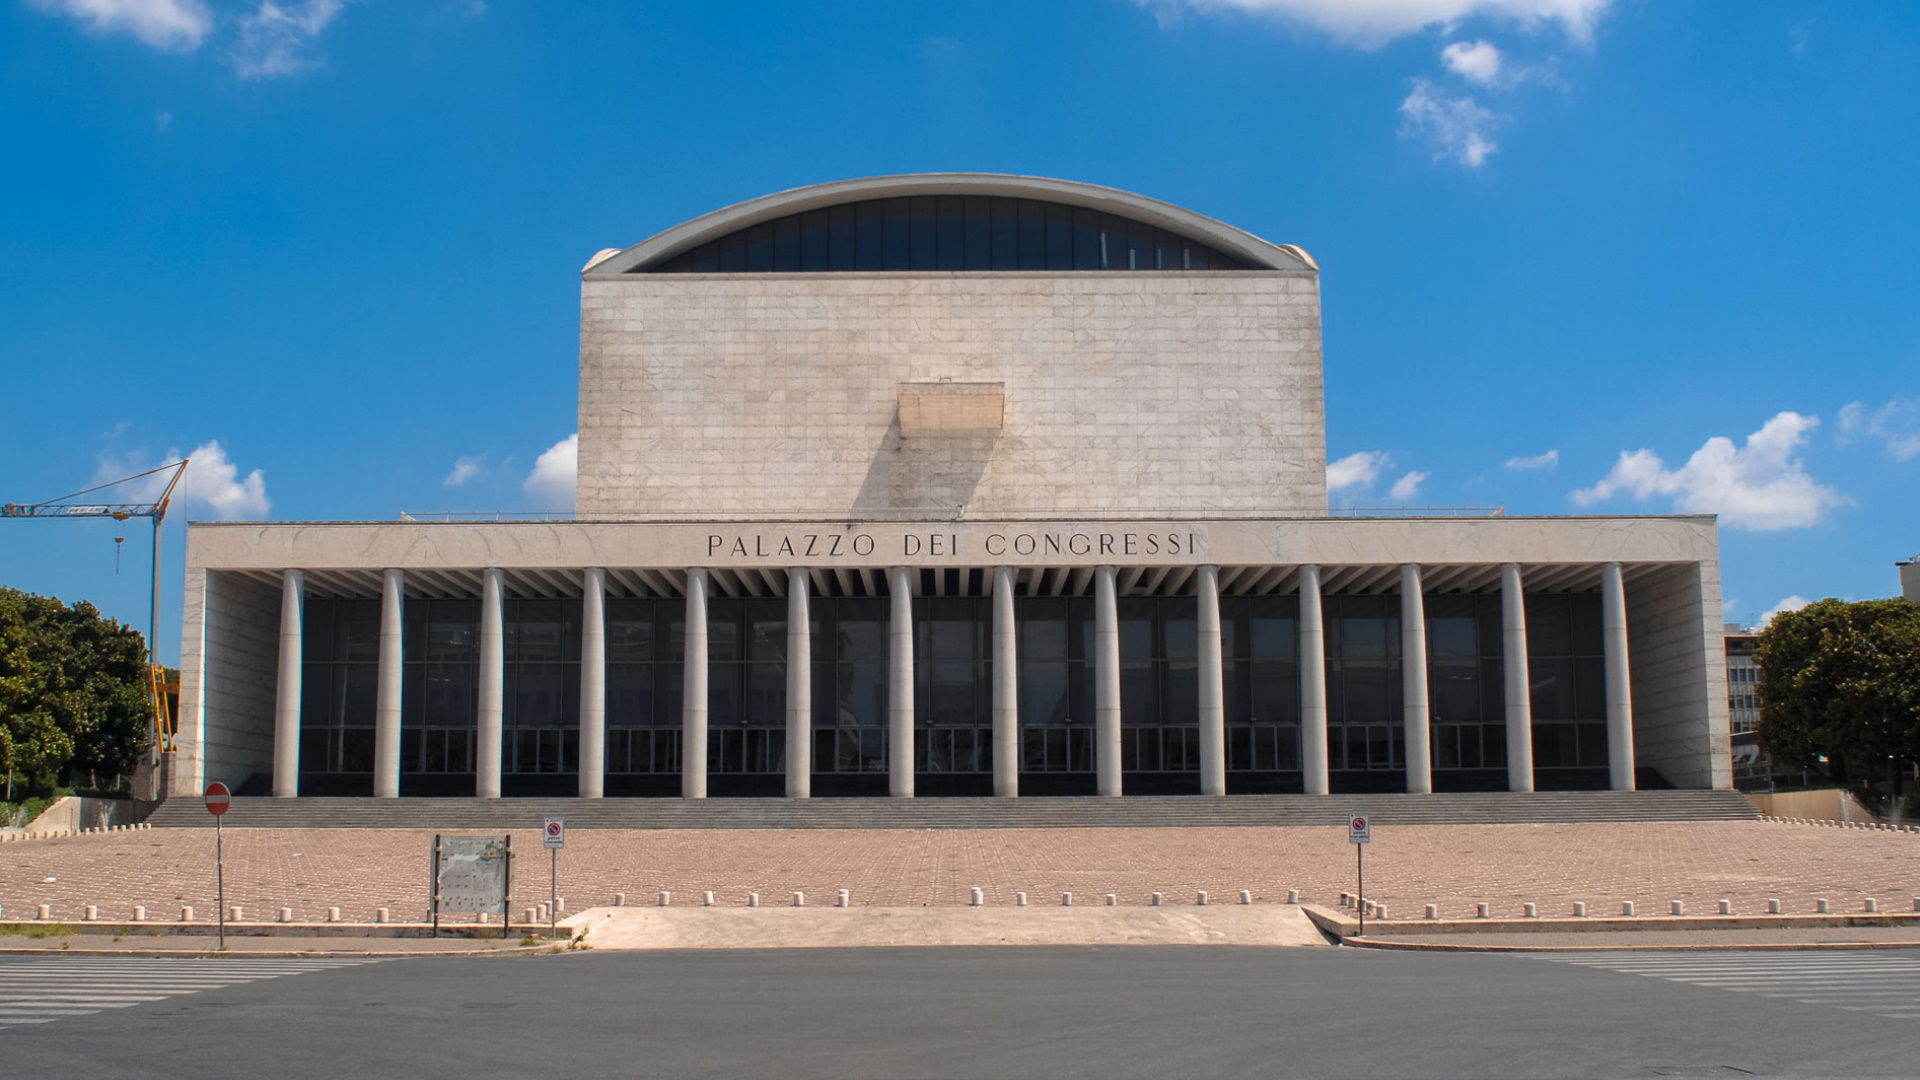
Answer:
top-left (585, 173), bottom-right (1315, 275)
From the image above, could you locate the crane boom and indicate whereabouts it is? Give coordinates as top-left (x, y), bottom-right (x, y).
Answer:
top-left (3, 459), bottom-right (190, 756)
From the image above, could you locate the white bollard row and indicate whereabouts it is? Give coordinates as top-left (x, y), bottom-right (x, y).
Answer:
top-left (0, 822), bottom-right (154, 843)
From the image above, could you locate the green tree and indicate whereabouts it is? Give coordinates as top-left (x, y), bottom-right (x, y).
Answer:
top-left (1756, 597), bottom-right (1920, 787)
top-left (0, 587), bottom-right (152, 795)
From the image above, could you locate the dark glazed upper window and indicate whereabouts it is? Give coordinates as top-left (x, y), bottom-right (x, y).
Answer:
top-left (643, 197), bottom-right (1251, 273)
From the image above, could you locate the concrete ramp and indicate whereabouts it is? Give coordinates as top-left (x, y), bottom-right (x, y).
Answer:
top-left (565, 905), bottom-right (1330, 950)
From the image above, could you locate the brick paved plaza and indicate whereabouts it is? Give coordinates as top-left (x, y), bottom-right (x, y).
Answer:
top-left (2, 821), bottom-right (1913, 924)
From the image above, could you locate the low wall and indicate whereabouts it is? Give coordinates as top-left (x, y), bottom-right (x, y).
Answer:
top-left (1746, 789), bottom-right (1880, 824)
top-left (25, 797), bottom-right (155, 833)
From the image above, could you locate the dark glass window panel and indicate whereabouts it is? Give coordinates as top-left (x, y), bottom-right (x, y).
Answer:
top-left (989, 198), bottom-right (1019, 270)
top-left (1154, 229), bottom-right (1182, 270)
top-left (1126, 220), bottom-right (1153, 271)
top-left (300, 663), bottom-right (332, 726)
top-left (854, 201), bottom-right (884, 269)
top-left (1571, 593), bottom-right (1604, 656)
top-left (334, 600), bottom-right (380, 662)
top-left (880, 198), bottom-right (910, 267)
top-left (908, 196), bottom-right (937, 270)
top-left (1019, 599), bottom-right (1069, 660)
top-left (1021, 660), bottom-right (1071, 727)
top-left (1097, 214), bottom-right (1126, 270)
top-left (1577, 722), bottom-right (1609, 768)
top-left (340, 729), bottom-right (375, 773)
top-left (708, 665), bottom-right (740, 727)
top-left (1071, 208), bottom-right (1101, 269)
top-left (833, 599), bottom-right (887, 662)
top-left (1162, 660), bottom-right (1198, 726)
top-left (934, 196), bottom-right (964, 270)
top-left (746, 600), bottom-right (786, 662)
top-left (1483, 724), bottom-right (1506, 768)
top-left (403, 672), bottom-right (426, 729)
top-left (706, 600), bottom-right (742, 663)
top-left (831, 661), bottom-right (887, 729)
top-left (745, 663), bottom-right (785, 726)
top-left (509, 600), bottom-right (565, 663)
top-left (1427, 605), bottom-right (1477, 659)
top-left (1219, 597), bottom-right (1248, 660)
top-left (1526, 595), bottom-right (1573, 657)
top-left (338, 664), bottom-right (378, 726)
top-left (687, 242), bottom-right (719, 273)
top-left (1248, 659), bottom-right (1297, 724)
top-left (1248, 597), bottom-right (1296, 659)
top-left (1162, 598), bottom-right (1197, 660)
top-left (744, 223), bottom-right (774, 272)
top-left (772, 217), bottom-right (801, 271)
top-left (606, 600), bottom-right (654, 662)
top-left (1341, 724), bottom-right (1365, 770)
top-left (1459, 725), bottom-right (1483, 769)
top-left (1117, 598), bottom-right (1154, 661)
top-left (607, 663), bottom-right (653, 727)
top-left (1044, 203), bottom-right (1074, 269)
top-left (962, 196), bottom-right (992, 266)
top-left (1342, 660), bottom-right (1391, 726)
top-left (1533, 722), bottom-right (1574, 768)
top-left (1119, 660), bottom-right (1157, 725)
top-left (303, 601), bottom-right (335, 662)
top-left (1430, 662), bottom-right (1478, 724)
top-left (400, 729), bottom-right (422, 773)
top-left (659, 607), bottom-right (686, 665)
top-left (827, 204), bottom-right (857, 271)
top-left (426, 600), bottom-right (477, 662)
top-left (1573, 657), bottom-right (1607, 720)
top-left (798, 209), bottom-right (829, 271)
top-left (1479, 657), bottom-right (1506, 721)
top-left (1017, 200), bottom-right (1047, 269)
top-left (716, 233), bottom-right (746, 272)
top-left (925, 662), bottom-right (982, 726)
top-left (1530, 658), bottom-right (1577, 721)
top-left (1434, 724), bottom-right (1459, 769)
top-left (424, 664), bottom-right (475, 727)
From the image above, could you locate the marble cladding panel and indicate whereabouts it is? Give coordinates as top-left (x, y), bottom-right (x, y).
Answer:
top-left (1626, 561), bottom-right (1733, 790)
top-left (577, 274), bottom-right (1326, 519)
top-left (196, 571), bottom-right (280, 793)
top-left (167, 566), bottom-right (209, 797)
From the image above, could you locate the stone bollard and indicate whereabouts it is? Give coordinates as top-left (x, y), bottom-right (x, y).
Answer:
top-left (1816, 899), bottom-right (1830, 914)
top-left (1151, 892), bottom-right (1163, 907)
top-left (1197, 891), bottom-right (1209, 906)
top-left (1718, 899), bottom-right (1732, 916)
top-left (970, 887), bottom-right (984, 907)
top-left (1239, 890), bottom-right (1253, 905)
top-left (1622, 901), bottom-right (1635, 917)
top-left (524, 907), bottom-right (537, 924)
top-left (1339, 892), bottom-right (1350, 908)
top-left (1767, 898), bottom-right (1782, 914)
top-left (836, 890), bottom-right (849, 909)
top-left (280, 907), bottom-right (294, 924)
top-left (1573, 902), bottom-right (1587, 917)
top-left (556, 898), bottom-right (565, 912)
top-left (1913, 897), bottom-right (1920, 913)
top-left (133, 905), bottom-right (146, 922)
top-left (748, 892), bottom-right (760, 907)
top-left (705, 891), bottom-right (717, 907)
top-left (1670, 900), bottom-right (1684, 917)
top-left (1475, 903), bottom-right (1489, 919)
top-left (181, 906), bottom-right (194, 922)
top-left (374, 907), bottom-right (389, 924)
top-left (613, 892), bottom-right (626, 907)
top-left (659, 891), bottom-right (672, 907)
top-left (536, 904), bottom-right (550, 922)
top-left (328, 907), bottom-right (342, 923)
top-left (1106, 894), bottom-right (1117, 907)
top-left (1016, 892), bottom-right (1027, 907)
top-left (1375, 904), bottom-right (1388, 920)
top-left (84, 905), bottom-right (98, 922)
top-left (1287, 889), bottom-right (1300, 905)
top-left (793, 891), bottom-right (805, 907)
top-left (1865, 898), bottom-right (1879, 913)
top-left (231, 905), bottom-right (245, 922)
top-left (1523, 903), bottom-right (1536, 919)
top-left (1425, 904), bottom-right (1438, 920)
top-left (35, 904), bottom-right (49, 921)
top-left (1062, 892), bottom-right (1073, 907)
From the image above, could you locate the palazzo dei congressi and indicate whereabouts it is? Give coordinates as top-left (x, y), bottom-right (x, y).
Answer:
top-left (171, 174), bottom-right (1731, 803)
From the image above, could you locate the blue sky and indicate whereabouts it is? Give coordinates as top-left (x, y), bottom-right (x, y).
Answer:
top-left (2, 0), bottom-right (1916, 663)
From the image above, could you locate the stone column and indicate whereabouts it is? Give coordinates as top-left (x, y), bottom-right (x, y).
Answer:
top-left (1298, 565), bottom-right (1330, 796)
top-left (991, 566), bottom-right (1019, 798)
top-left (888, 566), bottom-right (914, 798)
top-left (1196, 566), bottom-right (1227, 797)
top-left (1500, 563), bottom-right (1535, 793)
top-left (476, 568), bottom-right (505, 799)
top-left (786, 568), bottom-right (811, 799)
top-left (373, 568), bottom-right (404, 799)
top-left (579, 568), bottom-right (606, 799)
top-left (272, 569), bottom-right (303, 798)
top-left (1400, 564), bottom-right (1432, 794)
top-left (682, 568), bottom-right (709, 800)
top-left (1601, 561), bottom-right (1636, 791)
top-left (1094, 566), bottom-right (1122, 797)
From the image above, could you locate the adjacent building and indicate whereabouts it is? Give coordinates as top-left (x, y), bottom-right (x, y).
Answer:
top-left (168, 174), bottom-right (1733, 802)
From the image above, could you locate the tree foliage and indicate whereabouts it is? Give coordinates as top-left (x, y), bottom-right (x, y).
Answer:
top-left (0, 587), bottom-right (152, 794)
top-left (1756, 597), bottom-right (1920, 784)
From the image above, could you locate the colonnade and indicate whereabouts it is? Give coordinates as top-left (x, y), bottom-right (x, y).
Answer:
top-left (268, 562), bottom-right (1638, 799)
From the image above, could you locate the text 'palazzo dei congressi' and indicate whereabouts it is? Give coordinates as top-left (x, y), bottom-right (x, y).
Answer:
top-left (171, 174), bottom-right (1731, 802)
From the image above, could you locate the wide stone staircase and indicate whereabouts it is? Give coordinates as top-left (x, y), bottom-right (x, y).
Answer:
top-left (144, 789), bottom-right (1758, 830)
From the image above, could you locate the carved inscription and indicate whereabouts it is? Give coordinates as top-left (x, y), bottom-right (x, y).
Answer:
top-left (703, 530), bottom-right (1201, 561)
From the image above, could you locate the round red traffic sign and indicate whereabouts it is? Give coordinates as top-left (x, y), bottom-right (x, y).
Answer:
top-left (204, 782), bottom-right (231, 817)
top-left (1351, 816), bottom-right (1367, 831)
top-left (545, 821), bottom-right (562, 838)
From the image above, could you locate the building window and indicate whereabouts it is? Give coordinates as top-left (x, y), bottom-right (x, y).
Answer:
top-left (1223, 595), bottom-right (1301, 772)
top-left (1425, 595), bottom-right (1507, 773)
top-left (914, 598), bottom-right (992, 774)
top-left (1016, 597), bottom-right (1093, 773)
top-left (812, 598), bottom-right (890, 774)
top-left (1526, 593), bottom-right (1608, 771)
top-left (643, 197), bottom-right (1252, 274)
top-left (1325, 595), bottom-right (1404, 772)
top-left (300, 598), bottom-right (379, 776)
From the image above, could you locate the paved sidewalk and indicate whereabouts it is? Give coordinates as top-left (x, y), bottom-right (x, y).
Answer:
top-left (2, 820), bottom-right (1914, 926)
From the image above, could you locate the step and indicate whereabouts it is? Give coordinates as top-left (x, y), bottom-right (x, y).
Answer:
top-left (144, 790), bottom-right (1759, 830)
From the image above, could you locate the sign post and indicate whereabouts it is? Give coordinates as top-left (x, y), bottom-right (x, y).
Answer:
top-left (1347, 813), bottom-right (1371, 938)
top-left (543, 819), bottom-right (565, 938)
top-left (204, 782), bottom-right (231, 949)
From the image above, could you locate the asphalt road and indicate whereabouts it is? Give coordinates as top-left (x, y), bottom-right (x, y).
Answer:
top-left (2, 946), bottom-right (1915, 1079)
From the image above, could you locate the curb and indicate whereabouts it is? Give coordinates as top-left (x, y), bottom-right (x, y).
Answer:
top-left (1341, 937), bottom-right (1920, 953)
top-left (0, 943), bottom-right (564, 958)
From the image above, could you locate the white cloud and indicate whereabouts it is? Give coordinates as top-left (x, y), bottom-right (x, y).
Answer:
top-left (1504, 449), bottom-right (1559, 471)
top-left (524, 434), bottom-right (577, 511)
top-left (1759, 595), bottom-right (1810, 627)
top-left (231, 0), bottom-right (345, 79)
top-left (1571, 411), bottom-right (1847, 531)
top-left (26, 0), bottom-right (211, 51)
top-left (95, 440), bottom-right (271, 520)
top-left (1327, 450), bottom-right (1391, 492)
top-left (1838, 397), bottom-right (1920, 462)
top-left (155, 111), bottom-right (174, 131)
top-left (1140, 0), bottom-right (1613, 47)
top-left (1399, 79), bottom-right (1504, 167)
top-left (1441, 39), bottom-right (1503, 83)
top-left (444, 456), bottom-right (486, 488)
top-left (1388, 470), bottom-right (1429, 501)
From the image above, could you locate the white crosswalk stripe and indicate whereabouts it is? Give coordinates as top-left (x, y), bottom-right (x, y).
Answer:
top-left (1532, 950), bottom-right (1920, 1019)
top-left (0, 957), bottom-right (387, 1028)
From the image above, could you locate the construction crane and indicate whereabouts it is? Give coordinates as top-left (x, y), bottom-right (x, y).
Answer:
top-left (3, 459), bottom-right (191, 755)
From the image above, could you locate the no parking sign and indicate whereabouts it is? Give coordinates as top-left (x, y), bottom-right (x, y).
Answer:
top-left (544, 819), bottom-right (565, 850)
top-left (1348, 814), bottom-right (1371, 845)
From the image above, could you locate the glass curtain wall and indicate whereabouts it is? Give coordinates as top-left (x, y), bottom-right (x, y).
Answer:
top-left (1325, 595), bottom-right (1404, 790)
top-left (501, 599), bottom-right (580, 793)
top-left (1425, 595), bottom-right (1507, 791)
top-left (915, 598), bottom-right (993, 794)
top-left (706, 599), bottom-right (788, 793)
top-left (298, 598), bottom-right (379, 794)
top-left (400, 599), bottom-right (477, 795)
top-left (1527, 593), bottom-right (1610, 784)
top-left (1223, 595), bottom-right (1302, 792)
top-left (811, 597), bottom-right (890, 793)
top-left (1118, 597), bottom-right (1201, 793)
top-left (1016, 597), bottom-right (1094, 793)
top-left (605, 598), bottom-right (683, 793)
